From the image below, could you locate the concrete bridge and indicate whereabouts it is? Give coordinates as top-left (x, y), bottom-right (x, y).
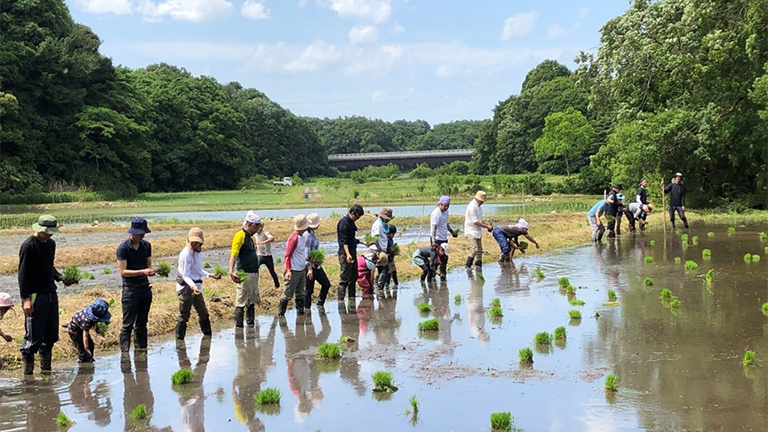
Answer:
top-left (328, 149), bottom-right (473, 169)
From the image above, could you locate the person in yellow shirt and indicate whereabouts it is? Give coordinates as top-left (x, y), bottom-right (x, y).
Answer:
top-left (228, 211), bottom-right (262, 328)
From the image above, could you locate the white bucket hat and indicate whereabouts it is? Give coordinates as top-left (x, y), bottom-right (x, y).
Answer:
top-left (516, 218), bottom-right (529, 229)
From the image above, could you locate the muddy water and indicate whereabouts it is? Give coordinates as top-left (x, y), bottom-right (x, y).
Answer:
top-left (1, 226), bottom-right (766, 431)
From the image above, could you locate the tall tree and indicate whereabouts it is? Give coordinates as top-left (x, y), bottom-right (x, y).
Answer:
top-left (533, 108), bottom-right (593, 178)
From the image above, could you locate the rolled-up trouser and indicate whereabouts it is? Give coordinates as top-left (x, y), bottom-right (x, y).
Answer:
top-left (120, 285), bottom-right (152, 349)
top-left (466, 236), bottom-right (483, 263)
top-left (69, 330), bottom-right (94, 362)
top-left (587, 215), bottom-right (605, 242)
top-left (177, 284), bottom-right (210, 325)
top-left (235, 272), bottom-right (260, 308)
top-left (281, 268), bottom-right (307, 305)
top-left (20, 292), bottom-right (59, 356)
top-left (492, 227), bottom-right (511, 255)
top-left (306, 265), bottom-right (331, 304)
top-left (434, 239), bottom-right (449, 275)
top-left (337, 254), bottom-right (357, 300)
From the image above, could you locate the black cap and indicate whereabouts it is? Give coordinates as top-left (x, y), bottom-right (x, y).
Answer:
top-left (613, 183), bottom-right (623, 190)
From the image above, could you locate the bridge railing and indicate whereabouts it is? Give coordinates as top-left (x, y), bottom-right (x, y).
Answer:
top-left (328, 149), bottom-right (473, 161)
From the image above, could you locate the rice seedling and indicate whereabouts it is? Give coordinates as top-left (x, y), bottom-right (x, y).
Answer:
top-left (203, 262), bottom-right (211, 269)
top-left (56, 412), bottom-right (73, 428)
top-left (487, 306), bottom-right (503, 318)
top-left (254, 387), bottom-right (282, 405)
top-left (674, 257), bottom-right (681, 264)
top-left (762, 302), bottom-right (768, 316)
top-left (417, 302), bottom-right (431, 313)
top-left (390, 243), bottom-right (401, 256)
top-left (607, 290), bottom-right (618, 302)
top-left (702, 249), bottom-right (711, 259)
top-left (454, 294), bottom-right (462, 304)
top-left (276, 257), bottom-right (282, 264)
top-left (670, 298), bottom-right (680, 308)
top-left (765, 246), bottom-right (768, 255)
top-left (643, 278), bottom-right (654, 286)
top-left (644, 257), bottom-right (654, 263)
top-left (308, 249), bottom-right (326, 266)
top-left (568, 309), bottom-right (582, 319)
top-left (743, 253), bottom-right (752, 263)
top-left (237, 269), bottom-right (248, 283)
top-left (95, 321), bottom-right (109, 336)
top-left (130, 403), bottom-right (148, 420)
top-left (534, 331), bottom-right (552, 345)
top-left (338, 335), bottom-right (355, 343)
top-left (62, 265), bottom-right (82, 285)
top-left (604, 373), bottom-right (618, 392)
top-left (156, 262), bottom-right (172, 277)
top-left (649, 240), bottom-right (656, 246)
top-left (675, 228), bottom-right (683, 235)
top-left (727, 227), bottom-right (736, 235)
top-left (705, 269), bottom-right (715, 285)
top-left (171, 368), bottom-right (194, 385)
top-left (760, 232), bottom-right (767, 241)
top-left (660, 289), bottom-right (673, 299)
top-left (364, 233), bottom-right (378, 245)
top-left (405, 395), bottom-right (420, 415)
top-left (213, 264), bottom-right (227, 277)
top-left (534, 267), bottom-right (545, 279)
top-left (418, 318), bottom-right (439, 331)
top-left (692, 235), bottom-right (699, 245)
top-left (490, 411), bottom-right (513, 432)
top-left (707, 232), bottom-right (714, 237)
top-left (558, 277), bottom-right (571, 288)
top-left (518, 347), bottom-right (533, 365)
top-left (752, 254), bottom-right (761, 263)
top-left (317, 343), bottom-right (341, 359)
top-left (372, 371), bottom-right (398, 392)
top-left (569, 298), bottom-right (585, 306)
top-left (102, 267), bottom-right (112, 275)
top-left (81, 271), bottom-right (95, 280)
top-left (684, 260), bottom-right (699, 271)
top-left (742, 350), bottom-right (756, 367)
top-left (554, 326), bottom-right (566, 340)
top-left (566, 285), bottom-right (576, 295)
top-left (491, 298), bottom-right (501, 308)
top-left (681, 234), bottom-right (689, 243)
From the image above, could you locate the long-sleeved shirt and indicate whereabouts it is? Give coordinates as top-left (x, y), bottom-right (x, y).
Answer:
top-left (336, 214), bottom-right (358, 256)
top-left (636, 186), bottom-right (648, 205)
top-left (303, 230), bottom-right (321, 268)
top-left (18, 235), bottom-right (59, 299)
top-left (176, 245), bottom-right (211, 292)
top-left (285, 231), bottom-right (308, 272)
top-left (464, 199), bottom-right (483, 238)
top-left (430, 206), bottom-right (449, 243)
top-left (664, 182), bottom-right (686, 207)
top-left (370, 218), bottom-right (388, 251)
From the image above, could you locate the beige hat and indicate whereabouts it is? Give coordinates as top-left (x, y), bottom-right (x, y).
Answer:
top-left (187, 227), bottom-right (204, 244)
top-left (307, 213), bottom-right (321, 229)
top-left (377, 207), bottom-right (394, 221)
top-left (474, 191), bottom-right (487, 202)
top-left (294, 214), bottom-right (309, 231)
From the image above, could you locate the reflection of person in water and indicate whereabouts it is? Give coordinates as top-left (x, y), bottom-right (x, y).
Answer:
top-left (280, 311), bottom-right (330, 417)
top-left (373, 287), bottom-right (400, 347)
top-left (121, 352), bottom-right (155, 431)
top-left (466, 276), bottom-right (489, 343)
top-left (232, 317), bottom-right (277, 431)
top-left (494, 261), bottom-right (522, 296)
top-left (69, 368), bottom-right (113, 427)
top-left (338, 301), bottom-right (367, 396)
top-left (177, 337), bottom-right (211, 431)
top-left (24, 375), bottom-right (62, 432)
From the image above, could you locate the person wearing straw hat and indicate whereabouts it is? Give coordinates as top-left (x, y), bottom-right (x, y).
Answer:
top-left (19, 214), bottom-right (67, 374)
top-left (229, 211), bottom-right (263, 328)
top-left (175, 227), bottom-right (220, 340)
top-left (303, 213), bottom-right (332, 307)
top-left (492, 218), bottom-right (540, 262)
top-left (0, 293), bottom-right (14, 370)
top-left (279, 214), bottom-right (311, 316)
top-left (67, 299), bottom-right (112, 363)
top-left (464, 191), bottom-right (493, 271)
top-left (371, 207), bottom-right (393, 290)
top-left (430, 195), bottom-right (458, 278)
top-left (116, 217), bottom-right (156, 353)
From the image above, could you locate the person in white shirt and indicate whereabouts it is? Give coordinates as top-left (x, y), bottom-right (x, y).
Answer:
top-left (464, 191), bottom-right (493, 270)
top-left (175, 227), bottom-right (221, 340)
top-left (430, 195), bottom-right (458, 277)
top-left (255, 225), bottom-right (280, 288)
top-left (370, 207), bottom-right (393, 290)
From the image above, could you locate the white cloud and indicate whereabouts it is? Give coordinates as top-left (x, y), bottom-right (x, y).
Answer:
top-left (241, 0), bottom-right (270, 19)
top-left (74, 0), bottom-right (133, 15)
top-left (285, 40), bottom-right (344, 72)
top-left (547, 24), bottom-right (566, 39)
top-left (501, 11), bottom-right (538, 40)
top-left (435, 64), bottom-right (458, 77)
top-left (578, 7), bottom-right (590, 18)
top-left (393, 22), bottom-right (405, 33)
top-left (371, 90), bottom-right (387, 102)
top-left (138, 0), bottom-right (234, 22)
top-left (348, 25), bottom-right (379, 45)
top-left (327, 0), bottom-right (391, 23)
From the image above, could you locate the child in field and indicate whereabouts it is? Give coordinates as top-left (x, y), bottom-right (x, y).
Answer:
top-left (68, 298), bottom-right (111, 363)
top-left (413, 244), bottom-right (448, 283)
top-left (357, 246), bottom-right (380, 298)
top-left (0, 293), bottom-right (14, 370)
top-left (255, 223), bottom-right (280, 288)
top-left (384, 226), bottom-right (399, 288)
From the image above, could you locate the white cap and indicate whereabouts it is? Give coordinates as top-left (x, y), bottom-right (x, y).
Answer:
top-left (244, 210), bottom-right (262, 225)
top-left (440, 243), bottom-right (450, 255)
top-left (516, 218), bottom-right (529, 229)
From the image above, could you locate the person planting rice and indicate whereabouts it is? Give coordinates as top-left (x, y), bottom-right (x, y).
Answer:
top-left (357, 246), bottom-right (380, 297)
top-left (371, 207), bottom-right (394, 290)
top-left (464, 191), bottom-right (493, 271)
top-left (116, 218), bottom-right (156, 353)
top-left (337, 204), bottom-right (365, 302)
top-left (383, 226), bottom-right (399, 289)
top-left (606, 184), bottom-right (624, 238)
top-left (304, 213), bottom-right (332, 307)
top-left (624, 203), bottom-right (653, 232)
top-left (412, 244), bottom-right (447, 283)
top-left (587, 198), bottom-right (611, 242)
top-left (279, 214), bottom-right (311, 316)
top-left (229, 211), bottom-right (262, 328)
top-left (0, 293), bottom-right (15, 370)
top-left (255, 221), bottom-right (280, 289)
top-left (175, 227), bottom-right (220, 340)
top-left (662, 173), bottom-right (689, 229)
top-left (430, 195), bottom-right (458, 278)
top-left (67, 299), bottom-right (111, 363)
top-left (492, 219), bottom-right (540, 262)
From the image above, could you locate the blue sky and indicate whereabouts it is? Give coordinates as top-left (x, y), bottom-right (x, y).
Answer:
top-left (65, 0), bottom-right (631, 124)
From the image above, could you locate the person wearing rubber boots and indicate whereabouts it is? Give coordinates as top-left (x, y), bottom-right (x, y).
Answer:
top-left (662, 173), bottom-right (689, 230)
top-left (0, 293), bottom-right (14, 370)
top-left (279, 215), bottom-right (311, 316)
top-left (337, 204), bottom-right (364, 302)
top-left (430, 195), bottom-right (458, 278)
top-left (371, 207), bottom-right (394, 291)
top-left (175, 227), bottom-right (220, 340)
top-left (228, 211), bottom-right (262, 328)
top-left (587, 198), bottom-right (611, 242)
top-left (304, 213), bottom-right (332, 307)
top-left (606, 184), bottom-right (624, 238)
top-left (464, 191), bottom-right (493, 271)
top-left (492, 218), bottom-right (540, 262)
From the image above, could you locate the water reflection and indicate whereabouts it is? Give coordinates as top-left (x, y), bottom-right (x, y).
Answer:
top-left (337, 300), bottom-right (366, 396)
top-left (232, 320), bottom-right (277, 431)
top-left (466, 275), bottom-right (489, 343)
top-left (69, 368), bottom-right (112, 427)
top-left (25, 376), bottom-right (62, 432)
top-left (176, 337), bottom-right (211, 431)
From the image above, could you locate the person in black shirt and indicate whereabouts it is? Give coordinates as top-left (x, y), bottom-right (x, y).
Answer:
top-left (19, 214), bottom-right (69, 375)
top-left (336, 204), bottom-right (364, 301)
top-left (492, 219), bottom-right (541, 262)
top-left (662, 173), bottom-right (689, 229)
top-left (636, 178), bottom-right (648, 205)
top-left (116, 218), bottom-right (156, 353)
top-left (606, 184), bottom-right (624, 238)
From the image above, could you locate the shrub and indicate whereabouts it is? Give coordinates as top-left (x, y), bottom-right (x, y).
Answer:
top-left (409, 163), bottom-right (433, 179)
top-left (558, 277), bottom-right (571, 288)
top-left (643, 278), bottom-right (653, 287)
top-left (518, 347), bottom-right (533, 364)
top-left (130, 403), bottom-right (148, 420)
top-left (742, 350), bottom-right (756, 367)
top-left (490, 411), bottom-right (513, 432)
top-left (534, 331), bottom-right (552, 345)
top-left (568, 310), bottom-right (582, 319)
top-left (254, 387), bottom-right (282, 405)
top-left (702, 249), bottom-right (711, 259)
top-left (418, 319), bottom-right (439, 331)
top-left (56, 412), bottom-right (72, 428)
top-left (171, 368), bottom-right (194, 385)
top-left (238, 174), bottom-right (269, 190)
top-left (743, 253), bottom-right (753, 263)
top-left (317, 343), bottom-right (341, 359)
top-left (569, 298), bottom-right (585, 306)
top-left (372, 371), bottom-right (398, 392)
top-left (156, 262), bottom-right (172, 277)
top-left (644, 257), bottom-right (654, 263)
top-left (660, 289), bottom-right (673, 299)
top-left (417, 303), bottom-right (431, 313)
top-left (102, 268), bottom-right (112, 275)
top-left (487, 306), bottom-right (503, 318)
top-left (604, 373), bottom-right (618, 392)
top-left (554, 326), bottom-right (566, 340)
top-left (684, 260), bottom-right (699, 271)
top-left (607, 290), bottom-right (618, 302)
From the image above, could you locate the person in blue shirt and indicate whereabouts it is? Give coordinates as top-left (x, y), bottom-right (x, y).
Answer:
top-left (587, 197), bottom-right (614, 242)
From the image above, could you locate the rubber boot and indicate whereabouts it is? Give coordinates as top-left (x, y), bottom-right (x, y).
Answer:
top-left (40, 351), bottom-right (52, 373)
top-left (465, 256), bottom-right (474, 269)
top-left (246, 304), bottom-right (255, 326)
top-left (277, 299), bottom-right (288, 317)
top-left (22, 353), bottom-right (34, 375)
top-left (175, 322), bottom-right (187, 341)
top-left (296, 296), bottom-right (305, 316)
top-left (135, 327), bottom-right (148, 351)
top-left (234, 307), bottom-right (245, 328)
top-left (499, 253), bottom-right (509, 262)
top-left (200, 319), bottom-right (212, 336)
top-left (475, 260), bottom-right (483, 272)
top-left (119, 334), bottom-right (131, 353)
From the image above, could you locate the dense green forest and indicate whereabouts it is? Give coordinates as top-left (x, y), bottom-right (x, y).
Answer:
top-left (1, 0), bottom-right (767, 208)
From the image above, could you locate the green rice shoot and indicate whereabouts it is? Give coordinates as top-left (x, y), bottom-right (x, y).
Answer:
top-left (406, 395), bottom-right (420, 414)
top-left (705, 269), bottom-right (715, 285)
top-left (254, 387), bottom-right (282, 405)
top-left (372, 371), bottom-right (398, 392)
top-left (604, 373), bottom-right (618, 392)
top-left (727, 227), bottom-right (736, 235)
top-left (702, 249), bottom-right (711, 259)
top-left (674, 257), bottom-right (681, 264)
top-left (63, 265), bottom-right (82, 285)
top-left (670, 298), bottom-right (680, 308)
top-left (644, 257), bottom-right (654, 263)
top-left (569, 298), bottom-right (585, 306)
top-left (691, 235), bottom-right (699, 245)
top-left (684, 260), bottom-right (699, 271)
top-left (213, 265), bottom-right (227, 277)
top-left (81, 271), bottom-right (95, 280)
top-left (762, 302), bottom-right (768, 316)
top-left (660, 289), bottom-right (673, 299)
top-left (203, 262), bottom-right (211, 268)
top-left (743, 253), bottom-right (752, 263)
top-left (454, 294), bottom-right (462, 304)
top-left (643, 278), bottom-right (654, 286)
top-left (707, 232), bottom-right (714, 237)
top-left (317, 342), bottom-right (341, 359)
top-left (534, 268), bottom-right (545, 279)
top-left (418, 319), bottom-right (439, 331)
top-left (364, 233), bottom-right (378, 245)
top-left (102, 267), bottom-right (112, 275)
top-left (491, 297), bottom-right (501, 308)
top-left (568, 309), bottom-right (582, 319)
top-left (308, 249), bottom-right (326, 266)
top-left (237, 269), bottom-right (248, 283)
top-left (171, 368), bottom-right (194, 385)
top-left (490, 411), bottom-right (513, 432)
top-left (759, 232), bottom-right (767, 241)
top-left (534, 331), bottom-right (552, 345)
top-left (554, 326), bottom-right (566, 340)
top-left (130, 403), bottom-right (148, 420)
top-left (649, 240), bottom-right (656, 246)
top-left (558, 277), bottom-right (570, 288)
top-left (156, 262), bottom-right (171, 277)
top-left (417, 302), bottom-right (431, 313)
top-left (56, 412), bottom-right (72, 428)
top-left (566, 285), bottom-right (576, 294)
top-left (487, 306), bottom-right (503, 318)
top-left (752, 254), bottom-right (760, 263)
top-left (95, 322), bottom-right (109, 336)
top-left (607, 290), bottom-right (618, 302)
top-left (743, 350), bottom-right (756, 367)
top-left (390, 243), bottom-right (401, 256)
top-left (518, 347), bottom-right (533, 364)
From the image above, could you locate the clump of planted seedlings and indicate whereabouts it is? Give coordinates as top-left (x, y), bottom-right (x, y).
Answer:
top-left (675, 228), bottom-right (683, 235)
top-left (130, 403), bottom-right (148, 420)
top-left (765, 246), bottom-right (768, 255)
top-left (604, 373), bottom-right (618, 392)
top-left (102, 267), bottom-right (112, 275)
top-left (762, 302), bottom-right (768, 316)
top-left (454, 294), bottom-right (462, 304)
top-left (705, 269), bottom-right (714, 286)
top-left (643, 278), bottom-right (654, 286)
top-left (372, 371), bottom-right (398, 392)
top-left (670, 298), bottom-right (680, 308)
top-left (569, 298), bottom-right (585, 306)
top-left (727, 227), bottom-right (736, 235)
top-left (558, 277), bottom-right (571, 288)
top-left (203, 262), bottom-right (211, 269)
top-left (417, 302), bottom-right (431, 313)
top-left (566, 285), bottom-right (576, 295)
top-left (743, 253), bottom-right (753, 263)
top-left (317, 343), bottom-right (341, 359)
top-left (649, 240), bottom-right (656, 246)
top-left (752, 254), bottom-right (761, 263)
top-left (519, 347), bottom-right (534, 365)
top-left (554, 326), bottom-right (566, 340)
top-left (491, 298), bottom-right (501, 308)
top-left (644, 256), bottom-right (654, 264)
top-left (742, 350), bottom-right (756, 367)
top-left (490, 411), bottom-right (514, 432)
top-left (534, 331), bottom-right (552, 345)
top-left (534, 268), bottom-right (545, 279)
top-left (692, 235), bottom-right (699, 245)
top-left (418, 318), bottom-right (439, 331)
top-left (760, 232), bottom-right (767, 241)
top-left (681, 234), bottom-right (689, 244)
top-left (156, 262), bottom-right (172, 277)
top-left (62, 265), bottom-right (83, 285)
top-left (487, 306), bottom-right (503, 318)
top-left (404, 395), bottom-right (419, 415)
top-left (171, 368), bottom-right (194, 385)
top-left (674, 257), bottom-right (681, 264)
top-left (707, 232), bottom-right (715, 237)
top-left (684, 260), bottom-right (699, 271)
top-left (57, 412), bottom-right (73, 428)
top-left (568, 309), bottom-right (582, 320)
top-left (607, 290), bottom-right (618, 302)
top-left (660, 289), bottom-right (673, 299)
top-left (702, 249), bottom-right (711, 259)
top-left (81, 271), bottom-right (95, 280)
top-left (254, 387), bottom-right (282, 405)
top-left (339, 335), bottom-right (355, 343)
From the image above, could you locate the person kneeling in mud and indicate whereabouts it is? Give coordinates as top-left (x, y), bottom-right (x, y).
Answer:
top-left (357, 246), bottom-right (380, 298)
top-left (624, 203), bottom-right (653, 232)
top-left (492, 218), bottom-right (540, 262)
top-left (67, 299), bottom-right (112, 363)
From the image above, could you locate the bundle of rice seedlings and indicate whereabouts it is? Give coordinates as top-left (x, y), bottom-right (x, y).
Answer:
top-left (390, 243), bottom-right (401, 256)
top-left (213, 265), bottom-right (228, 277)
top-left (62, 265), bottom-right (82, 285)
top-left (308, 249), bottom-right (326, 266)
top-left (156, 262), bottom-right (171, 277)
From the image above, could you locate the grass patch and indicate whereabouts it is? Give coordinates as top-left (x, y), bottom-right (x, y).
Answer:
top-left (554, 326), bottom-right (566, 340)
top-left (171, 368), bottom-right (194, 385)
top-left (568, 309), bottom-right (581, 319)
top-left (417, 302), bottom-right (431, 313)
top-left (56, 412), bottom-right (73, 428)
top-left (660, 289), bottom-right (673, 299)
top-left (558, 277), bottom-right (570, 288)
top-left (130, 403), bottom-right (148, 420)
top-left (487, 306), bottom-right (503, 318)
top-left (644, 256), bottom-right (654, 263)
top-left (156, 262), bottom-right (171, 277)
top-left (317, 342), bottom-right (341, 359)
top-left (674, 257), bottom-right (681, 264)
top-left (62, 265), bottom-right (82, 285)
top-left (707, 232), bottom-right (714, 237)
top-left (518, 347), bottom-right (533, 365)
top-left (102, 267), bottom-right (112, 275)
top-left (254, 387), bottom-right (281, 405)
top-left (607, 290), bottom-right (618, 302)
top-left (454, 294), bottom-right (462, 304)
top-left (604, 373), bottom-right (618, 392)
top-left (372, 370), bottom-right (398, 393)
top-left (643, 278), bottom-right (653, 287)
top-left (308, 249), bottom-right (326, 266)
top-left (743, 350), bottom-right (756, 367)
top-left (534, 331), bottom-right (552, 345)
top-left (684, 260), bottom-right (699, 271)
top-left (534, 267), bottom-right (545, 279)
top-left (490, 411), bottom-right (513, 432)
top-left (569, 298), bottom-right (585, 306)
top-left (418, 318), bottom-right (439, 331)
top-left (702, 249), bottom-right (711, 259)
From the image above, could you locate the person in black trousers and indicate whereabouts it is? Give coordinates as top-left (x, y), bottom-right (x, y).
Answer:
top-left (116, 218), bottom-right (156, 352)
top-left (67, 298), bottom-right (111, 363)
top-left (304, 213), bottom-right (332, 307)
top-left (606, 184), bottom-right (624, 238)
top-left (337, 204), bottom-right (364, 301)
top-left (662, 173), bottom-right (689, 229)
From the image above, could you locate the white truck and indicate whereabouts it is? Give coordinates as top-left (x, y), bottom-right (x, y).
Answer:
top-left (272, 177), bottom-right (294, 186)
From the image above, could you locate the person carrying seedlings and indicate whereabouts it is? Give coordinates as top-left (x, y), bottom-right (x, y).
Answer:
top-left (304, 213), bottom-right (332, 307)
top-left (587, 198), bottom-right (611, 242)
top-left (371, 207), bottom-right (394, 290)
top-left (229, 211), bottom-right (262, 328)
top-left (492, 218), bottom-right (540, 262)
top-left (357, 246), bottom-right (380, 297)
top-left (430, 195), bottom-right (458, 277)
top-left (412, 244), bottom-right (440, 283)
top-left (464, 191), bottom-right (493, 270)
top-left (116, 218), bottom-right (156, 353)
top-left (280, 214), bottom-right (311, 316)
top-left (175, 227), bottom-right (220, 340)
top-left (624, 203), bottom-right (653, 232)
top-left (662, 173), bottom-right (689, 229)
top-left (255, 222), bottom-right (280, 289)
top-left (337, 204), bottom-right (364, 302)
top-left (67, 299), bottom-right (111, 363)
top-left (0, 293), bottom-right (15, 370)
top-left (383, 226), bottom-right (399, 288)
top-left (606, 183), bottom-right (624, 238)
top-left (19, 215), bottom-right (72, 374)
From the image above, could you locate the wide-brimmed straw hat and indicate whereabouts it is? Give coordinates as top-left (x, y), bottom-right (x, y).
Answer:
top-left (33, 214), bottom-right (59, 235)
top-left (187, 227), bottom-right (204, 244)
top-left (294, 214), bottom-right (309, 231)
top-left (127, 218), bottom-right (151, 235)
top-left (307, 213), bottom-right (321, 229)
top-left (474, 191), bottom-right (487, 202)
top-left (377, 208), bottom-right (394, 221)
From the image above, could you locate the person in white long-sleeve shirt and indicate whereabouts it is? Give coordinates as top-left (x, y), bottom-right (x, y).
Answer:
top-left (430, 195), bottom-right (458, 277)
top-left (464, 191), bottom-right (493, 270)
top-left (175, 227), bottom-right (221, 340)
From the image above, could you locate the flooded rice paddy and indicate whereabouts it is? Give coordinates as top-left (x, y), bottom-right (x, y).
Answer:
top-left (0, 225), bottom-right (766, 431)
